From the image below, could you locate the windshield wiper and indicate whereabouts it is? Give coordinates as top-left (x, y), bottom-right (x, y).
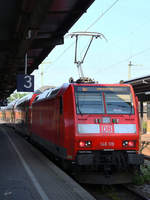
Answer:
top-left (107, 103), bottom-right (128, 108)
top-left (107, 103), bottom-right (133, 114)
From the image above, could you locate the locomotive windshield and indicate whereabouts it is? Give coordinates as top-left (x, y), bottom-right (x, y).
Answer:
top-left (74, 86), bottom-right (134, 114)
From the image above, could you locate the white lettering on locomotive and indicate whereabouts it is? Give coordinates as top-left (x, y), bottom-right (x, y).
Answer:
top-left (100, 125), bottom-right (113, 134)
top-left (100, 141), bottom-right (115, 147)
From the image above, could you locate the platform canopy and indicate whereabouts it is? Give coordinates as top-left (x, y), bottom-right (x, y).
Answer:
top-left (0, 0), bottom-right (95, 101)
top-left (124, 75), bottom-right (150, 101)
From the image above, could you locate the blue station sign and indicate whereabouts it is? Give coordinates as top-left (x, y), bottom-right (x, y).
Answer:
top-left (17, 74), bottom-right (34, 92)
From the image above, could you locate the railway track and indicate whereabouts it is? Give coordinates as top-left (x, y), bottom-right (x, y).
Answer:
top-left (68, 154), bottom-right (150, 200)
top-left (122, 184), bottom-right (150, 200)
top-left (73, 154), bottom-right (150, 200)
top-left (81, 184), bottom-right (150, 200)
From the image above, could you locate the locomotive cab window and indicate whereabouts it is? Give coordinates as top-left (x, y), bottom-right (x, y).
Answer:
top-left (74, 86), bottom-right (134, 115)
top-left (75, 86), bottom-right (104, 114)
top-left (104, 87), bottom-right (134, 114)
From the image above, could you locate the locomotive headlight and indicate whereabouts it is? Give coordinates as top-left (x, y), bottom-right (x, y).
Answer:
top-left (122, 140), bottom-right (136, 148)
top-left (79, 141), bottom-right (92, 148)
top-left (128, 140), bottom-right (136, 147)
top-left (79, 141), bottom-right (85, 147)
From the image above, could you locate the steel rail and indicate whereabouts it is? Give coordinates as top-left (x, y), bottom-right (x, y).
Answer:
top-left (122, 184), bottom-right (150, 200)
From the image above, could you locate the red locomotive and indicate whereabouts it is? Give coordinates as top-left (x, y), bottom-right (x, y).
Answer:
top-left (27, 80), bottom-right (143, 184)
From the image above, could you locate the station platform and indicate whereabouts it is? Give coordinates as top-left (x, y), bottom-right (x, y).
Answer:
top-left (141, 133), bottom-right (150, 156)
top-left (0, 124), bottom-right (95, 200)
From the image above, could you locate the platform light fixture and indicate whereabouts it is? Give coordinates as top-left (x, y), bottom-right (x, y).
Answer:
top-left (145, 91), bottom-right (150, 95)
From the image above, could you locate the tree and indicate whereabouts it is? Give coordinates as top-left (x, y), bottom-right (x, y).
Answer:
top-left (7, 92), bottom-right (30, 103)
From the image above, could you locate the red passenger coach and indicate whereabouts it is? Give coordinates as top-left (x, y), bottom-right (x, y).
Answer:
top-left (30, 82), bottom-right (144, 184)
top-left (14, 90), bottom-right (41, 131)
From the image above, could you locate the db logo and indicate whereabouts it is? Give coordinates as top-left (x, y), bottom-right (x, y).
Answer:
top-left (100, 125), bottom-right (113, 133)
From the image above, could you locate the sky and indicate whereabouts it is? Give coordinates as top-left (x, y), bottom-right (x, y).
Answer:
top-left (32, 0), bottom-right (150, 90)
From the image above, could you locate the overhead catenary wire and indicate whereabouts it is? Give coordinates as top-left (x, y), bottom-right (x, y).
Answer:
top-left (94, 47), bottom-right (150, 74)
top-left (49, 0), bottom-right (121, 65)
top-left (85, 0), bottom-right (120, 31)
top-left (39, 0), bottom-right (150, 82)
top-left (34, 0), bottom-right (150, 88)
top-left (42, 0), bottom-right (120, 75)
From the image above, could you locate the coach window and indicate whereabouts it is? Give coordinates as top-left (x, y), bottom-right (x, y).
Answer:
top-left (34, 96), bottom-right (39, 102)
top-left (51, 88), bottom-right (60, 96)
